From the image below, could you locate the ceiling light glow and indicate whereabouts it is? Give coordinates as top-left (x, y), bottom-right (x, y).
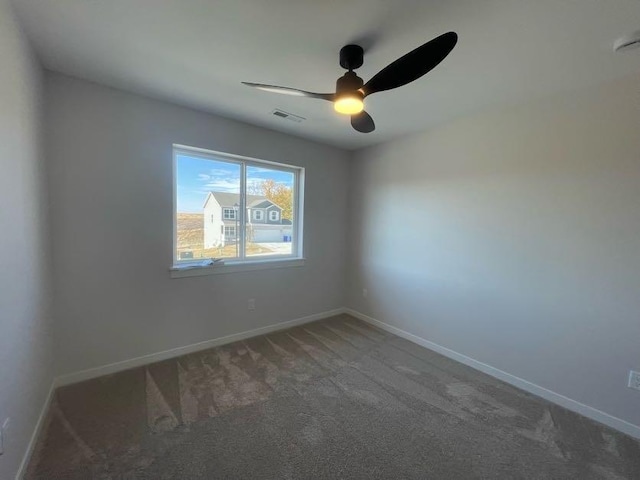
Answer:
top-left (334, 94), bottom-right (364, 115)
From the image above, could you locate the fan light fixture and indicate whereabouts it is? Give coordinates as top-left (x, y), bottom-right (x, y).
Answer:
top-left (334, 71), bottom-right (365, 115)
top-left (334, 92), bottom-right (364, 115)
top-left (242, 32), bottom-right (459, 134)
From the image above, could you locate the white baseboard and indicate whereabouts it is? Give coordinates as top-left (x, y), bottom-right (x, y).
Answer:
top-left (345, 308), bottom-right (640, 440)
top-left (15, 381), bottom-right (55, 480)
top-left (55, 308), bottom-right (346, 388)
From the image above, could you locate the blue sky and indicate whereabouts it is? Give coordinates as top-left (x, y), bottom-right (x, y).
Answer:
top-left (176, 154), bottom-right (294, 213)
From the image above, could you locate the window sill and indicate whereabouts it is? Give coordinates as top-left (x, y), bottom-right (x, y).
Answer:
top-left (169, 257), bottom-right (305, 278)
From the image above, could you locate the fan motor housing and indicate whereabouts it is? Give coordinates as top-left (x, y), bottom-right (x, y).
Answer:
top-left (339, 44), bottom-right (364, 70)
top-left (336, 71), bottom-right (364, 94)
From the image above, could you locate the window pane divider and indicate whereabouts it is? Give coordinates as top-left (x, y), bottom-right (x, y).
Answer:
top-left (239, 161), bottom-right (246, 260)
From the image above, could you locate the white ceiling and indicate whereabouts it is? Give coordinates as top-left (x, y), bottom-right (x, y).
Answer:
top-left (12, 0), bottom-right (640, 150)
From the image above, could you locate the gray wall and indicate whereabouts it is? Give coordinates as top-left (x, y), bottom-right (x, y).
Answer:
top-left (348, 75), bottom-right (640, 428)
top-left (0, 0), bottom-right (54, 477)
top-left (45, 73), bottom-right (349, 375)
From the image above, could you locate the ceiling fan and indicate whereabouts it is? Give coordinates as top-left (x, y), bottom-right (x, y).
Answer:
top-left (242, 32), bottom-right (458, 133)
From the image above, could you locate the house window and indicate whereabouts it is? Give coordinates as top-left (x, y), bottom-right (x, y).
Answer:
top-left (223, 208), bottom-right (237, 220)
top-left (173, 145), bottom-right (304, 270)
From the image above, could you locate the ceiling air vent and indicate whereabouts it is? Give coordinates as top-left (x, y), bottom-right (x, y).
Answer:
top-left (272, 109), bottom-right (305, 123)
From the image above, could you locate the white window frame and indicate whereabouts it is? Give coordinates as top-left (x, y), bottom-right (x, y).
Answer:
top-left (253, 210), bottom-right (264, 221)
top-left (269, 210), bottom-right (280, 222)
top-left (171, 144), bottom-right (305, 277)
top-left (223, 208), bottom-right (237, 220)
top-left (224, 226), bottom-right (236, 238)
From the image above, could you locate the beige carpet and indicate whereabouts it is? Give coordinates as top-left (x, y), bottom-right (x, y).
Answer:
top-left (26, 314), bottom-right (640, 479)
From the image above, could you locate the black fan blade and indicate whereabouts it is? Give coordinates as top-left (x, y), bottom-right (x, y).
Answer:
top-left (362, 32), bottom-right (458, 97)
top-left (242, 82), bottom-right (334, 101)
top-left (351, 111), bottom-right (375, 133)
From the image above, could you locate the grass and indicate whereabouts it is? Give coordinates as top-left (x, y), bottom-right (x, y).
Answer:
top-left (176, 213), bottom-right (274, 259)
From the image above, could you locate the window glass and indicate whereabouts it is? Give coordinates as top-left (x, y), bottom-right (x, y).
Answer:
top-left (174, 147), bottom-right (301, 265)
top-left (223, 208), bottom-right (237, 220)
top-left (175, 153), bottom-right (240, 261)
top-left (246, 165), bottom-right (295, 258)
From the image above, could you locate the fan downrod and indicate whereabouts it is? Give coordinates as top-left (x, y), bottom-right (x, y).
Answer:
top-left (339, 45), bottom-right (364, 70)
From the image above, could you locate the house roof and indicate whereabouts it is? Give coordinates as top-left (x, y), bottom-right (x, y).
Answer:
top-left (205, 191), bottom-right (283, 211)
top-left (249, 199), bottom-right (275, 209)
top-left (213, 192), bottom-right (241, 206)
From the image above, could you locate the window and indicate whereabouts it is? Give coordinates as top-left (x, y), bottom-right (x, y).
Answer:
top-left (173, 145), bottom-right (303, 269)
top-left (223, 208), bottom-right (236, 220)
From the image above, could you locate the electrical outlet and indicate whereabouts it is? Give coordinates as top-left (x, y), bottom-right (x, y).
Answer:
top-left (362, 288), bottom-right (368, 298)
top-left (629, 370), bottom-right (640, 391)
top-left (0, 418), bottom-right (9, 456)
top-left (248, 299), bottom-right (255, 311)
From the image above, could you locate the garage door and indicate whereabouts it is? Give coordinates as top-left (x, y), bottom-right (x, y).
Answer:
top-left (252, 228), bottom-right (283, 242)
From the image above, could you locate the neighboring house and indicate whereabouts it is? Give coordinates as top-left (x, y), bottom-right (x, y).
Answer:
top-left (203, 191), bottom-right (293, 248)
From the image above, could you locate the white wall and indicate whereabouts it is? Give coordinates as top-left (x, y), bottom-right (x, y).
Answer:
top-left (0, 0), bottom-right (54, 477)
top-left (45, 73), bottom-right (349, 375)
top-left (348, 74), bottom-right (640, 429)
